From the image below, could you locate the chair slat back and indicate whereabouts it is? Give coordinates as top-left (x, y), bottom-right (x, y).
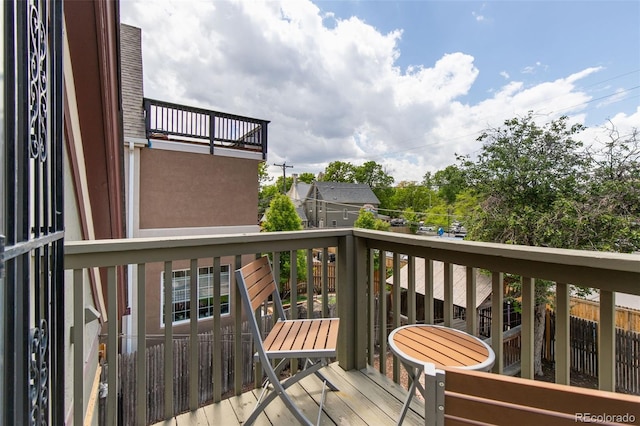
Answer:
top-left (237, 256), bottom-right (288, 323)
top-left (237, 256), bottom-right (277, 312)
top-left (241, 257), bottom-right (274, 310)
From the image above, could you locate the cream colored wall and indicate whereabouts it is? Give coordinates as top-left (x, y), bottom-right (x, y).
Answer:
top-left (63, 26), bottom-right (102, 425)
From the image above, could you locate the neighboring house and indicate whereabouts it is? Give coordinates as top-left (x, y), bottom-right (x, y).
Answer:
top-left (305, 181), bottom-right (380, 228)
top-left (286, 174), bottom-right (313, 227)
top-left (387, 260), bottom-right (493, 333)
top-left (120, 24), bottom-right (269, 342)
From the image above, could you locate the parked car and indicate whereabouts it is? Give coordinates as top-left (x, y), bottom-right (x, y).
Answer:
top-left (417, 225), bottom-right (435, 233)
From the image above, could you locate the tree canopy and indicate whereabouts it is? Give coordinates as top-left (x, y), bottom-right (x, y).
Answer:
top-left (262, 194), bottom-right (302, 232)
top-left (354, 209), bottom-right (390, 231)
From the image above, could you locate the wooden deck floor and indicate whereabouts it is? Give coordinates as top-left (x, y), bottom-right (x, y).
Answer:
top-left (157, 363), bottom-right (425, 425)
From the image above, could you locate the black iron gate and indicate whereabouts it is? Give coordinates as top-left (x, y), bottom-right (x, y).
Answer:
top-left (2, 1), bottom-right (64, 424)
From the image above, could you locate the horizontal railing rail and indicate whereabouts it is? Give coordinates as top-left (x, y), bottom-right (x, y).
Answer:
top-left (143, 98), bottom-right (269, 158)
top-left (65, 228), bottom-right (640, 425)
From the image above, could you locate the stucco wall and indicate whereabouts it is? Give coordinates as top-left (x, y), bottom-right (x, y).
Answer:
top-left (139, 148), bottom-right (260, 229)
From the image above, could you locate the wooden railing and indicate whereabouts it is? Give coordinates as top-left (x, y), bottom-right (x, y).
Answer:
top-left (64, 228), bottom-right (640, 425)
top-left (425, 366), bottom-right (640, 425)
top-left (143, 98), bottom-right (269, 158)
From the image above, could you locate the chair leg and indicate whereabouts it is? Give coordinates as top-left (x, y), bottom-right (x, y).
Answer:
top-left (244, 358), bottom-right (337, 426)
top-left (306, 358), bottom-right (339, 391)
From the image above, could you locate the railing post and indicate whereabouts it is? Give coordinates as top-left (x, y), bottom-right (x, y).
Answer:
top-left (466, 267), bottom-right (477, 336)
top-left (136, 264), bottom-right (147, 426)
top-left (261, 121), bottom-right (268, 160)
top-left (234, 255), bottom-right (243, 395)
top-left (368, 248), bottom-right (376, 366)
top-left (599, 290), bottom-right (615, 391)
top-left (306, 248), bottom-right (313, 318)
top-left (188, 259), bottom-right (199, 411)
top-left (555, 282), bottom-right (570, 385)
top-left (209, 111), bottom-right (215, 155)
top-left (107, 267), bottom-right (119, 425)
top-left (408, 256), bottom-right (416, 324)
top-left (73, 269), bottom-right (85, 425)
top-left (378, 250), bottom-right (388, 375)
top-left (520, 276), bottom-right (535, 379)
top-left (443, 263), bottom-right (453, 327)
top-left (213, 257), bottom-right (222, 402)
top-left (143, 98), bottom-right (151, 139)
top-left (290, 250), bottom-right (298, 372)
top-left (322, 248), bottom-right (329, 317)
top-left (424, 259), bottom-right (434, 325)
top-left (491, 272), bottom-right (504, 374)
top-left (354, 236), bottom-right (368, 369)
top-left (337, 233), bottom-right (358, 370)
top-left (392, 253), bottom-right (401, 382)
top-left (162, 262), bottom-right (174, 419)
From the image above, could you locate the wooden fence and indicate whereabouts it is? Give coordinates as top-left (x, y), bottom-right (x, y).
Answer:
top-left (281, 263), bottom-right (337, 295)
top-left (103, 319), bottom-right (274, 425)
top-left (570, 297), bottom-right (640, 332)
top-left (543, 311), bottom-right (640, 394)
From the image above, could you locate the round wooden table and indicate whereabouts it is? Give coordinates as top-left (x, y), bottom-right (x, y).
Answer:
top-left (388, 324), bottom-right (495, 424)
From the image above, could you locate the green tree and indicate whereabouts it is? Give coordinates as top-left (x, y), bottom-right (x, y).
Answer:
top-left (402, 207), bottom-right (419, 233)
top-left (540, 124), bottom-right (640, 252)
top-left (354, 209), bottom-right (390, 231)
top-left (391, 181), bottom-right (433, 214)
top-left (262, 194), bottom-right (305, 286)
top-left (354, 161), bottom-right (394, 188)
top-left (298, 172), bottom-right (316, 184)
top-left (355, 161), bottom-right (395, 211)
top-left (262, 194), bottom-right (302, 232)
top-left (258, 184), bottom-right (280, 219)
top-left (458, 112), bottom-right (589, 376)
top-left (320, 161), bottom-right (356, 182)
top-left (433, 165), bottom-right (467, 205)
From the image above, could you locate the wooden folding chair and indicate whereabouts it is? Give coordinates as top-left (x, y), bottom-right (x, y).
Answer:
top-left (236, 256), bottom-right (340, 426)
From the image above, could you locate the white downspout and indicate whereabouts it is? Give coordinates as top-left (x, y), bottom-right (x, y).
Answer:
top-left (124, 141), bottom-right (136, 353)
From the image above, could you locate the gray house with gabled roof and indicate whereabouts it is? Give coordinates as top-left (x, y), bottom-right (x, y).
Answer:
top-left (305, 181), bottom-right (380, 228)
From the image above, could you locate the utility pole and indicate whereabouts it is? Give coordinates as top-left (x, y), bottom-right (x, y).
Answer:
top-left (273, 162), bottom-right (293, 193)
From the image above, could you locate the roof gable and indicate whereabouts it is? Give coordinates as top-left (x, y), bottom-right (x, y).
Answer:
top-left (313, 182), bottom-right (380, 205)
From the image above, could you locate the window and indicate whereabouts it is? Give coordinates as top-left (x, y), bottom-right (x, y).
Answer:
top-left (343, 208), bottom-right (348, 220)
top-left (161, 265), bottom-right (230, 326)
top-left (332, 220), bottom-right (337, 227)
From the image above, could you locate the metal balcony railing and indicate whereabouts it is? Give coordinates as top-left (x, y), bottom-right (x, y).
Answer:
top-left (143, 98), bottom-right (268, 159)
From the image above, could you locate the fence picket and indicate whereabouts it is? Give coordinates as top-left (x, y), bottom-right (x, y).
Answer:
top-left (544, 311), bottom-right (639, 394)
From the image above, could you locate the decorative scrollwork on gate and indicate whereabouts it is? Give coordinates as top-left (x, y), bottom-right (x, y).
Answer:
top-left (28, 0), bottom-right (48, 162)
top-left (29, 320), bottom-right (49, 425)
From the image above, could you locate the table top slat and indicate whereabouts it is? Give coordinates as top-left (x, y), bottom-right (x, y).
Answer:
top-left (403, 327), bottom-right (488, 363)
top-left (389, 324), bottom-right (495, 371)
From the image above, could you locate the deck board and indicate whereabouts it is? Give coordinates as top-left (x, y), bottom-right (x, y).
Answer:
top-left (158, 362), bottom-right (425, 425)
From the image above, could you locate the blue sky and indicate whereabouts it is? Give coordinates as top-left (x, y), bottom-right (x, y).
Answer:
top-left (315, 0), bottom-right (639, 124)
top-left (121, 0), bottom-right (639, 182)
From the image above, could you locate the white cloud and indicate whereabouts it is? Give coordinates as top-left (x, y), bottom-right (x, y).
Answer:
top-left (120, 0), bottom-right (635, 184)
top-left (472, 12), bottom-right (485, 22)
top-left (499, 71), bottom-right (510, 79)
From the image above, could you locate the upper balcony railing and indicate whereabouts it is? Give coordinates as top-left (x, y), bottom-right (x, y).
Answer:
top-left (64, 229), bottom-right (640, 425)
top-left (143, 98), bottom-right (269, 159)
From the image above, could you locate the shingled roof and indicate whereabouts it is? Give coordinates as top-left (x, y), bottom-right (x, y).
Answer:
top-left (313, 182), bottom-right (380, 205)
